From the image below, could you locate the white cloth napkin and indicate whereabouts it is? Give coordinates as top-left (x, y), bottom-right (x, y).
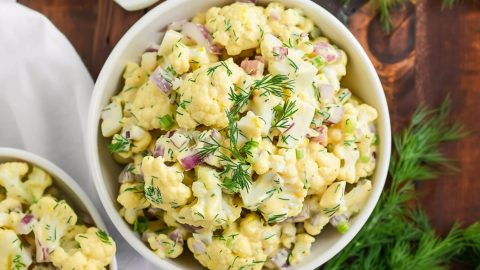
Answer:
top-left (0, 2), bottom-right (155, 269)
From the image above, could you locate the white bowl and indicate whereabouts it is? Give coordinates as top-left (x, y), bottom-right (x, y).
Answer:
top-left (0, 148), bottom-right (118, 270)
top-left (87, 0), bottom-right (391, 269)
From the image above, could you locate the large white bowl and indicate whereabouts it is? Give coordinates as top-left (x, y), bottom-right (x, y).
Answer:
top-left (87, 0), bottom-right (391, 269)
top-left (0, 148), bottom-right (118, 270)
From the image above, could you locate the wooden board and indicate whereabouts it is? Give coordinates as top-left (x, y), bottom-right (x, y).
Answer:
top-left (19, 0), bottom-right (480, 257)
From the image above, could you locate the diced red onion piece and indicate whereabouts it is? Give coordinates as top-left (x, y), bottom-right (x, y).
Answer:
top-left (272, 46), bottom-right (288, 61)
top-left (168, 229), bottom-right (184, 245)
top-left (182, 22), bottom-right (223, 55)
top-left (236, 0), bottom-right (258, 3)
top-left (35, 239), bottom-right (50, 263)
top-left (180, 223), bottom-right (203, 233)
top-left (326, 106), bottom-right (344, 125)
top-left (290, 204), bottom-right (310, 222)
top-left (210, 129), bottom-right (222, 142)
top-left (168, 19), bottom-right (188, 31)
top-left (165, 131), bottom-right (176, 138)
top-left (270, 248), bottom-right (290, 269)
top-left (283, 122), bottom-right (295, 133)
top-left (240, 59), bottom-right (265, 76)
top-left (17, 213), bottom-right (35, 234)
top-left (255, 55), bottom-right (266, 64)
top-left (309, 125), bottom-right (328, 145)
top-left (191, 239), bottom-right (207, 254)
top-left (118, 164), bottom-right (135, 183)
top-left (369, 123), bottom-right (376, 133)
top-left (314, 42), bottom-right (338, 63)
top-left (145, 42), bottom-right (160, 53)
top-left (150, 67), bottom-right (173, 94)
top-left (319, 84), bottom-right (334, 100)
top-left (270, 10), bottom-right (280, 20)
top-left (153, 145), bottom-right (165, 158)
top-left (330, 214), bottom-right (349, 227)
top-left (179, 152), bottom-right (203, 171)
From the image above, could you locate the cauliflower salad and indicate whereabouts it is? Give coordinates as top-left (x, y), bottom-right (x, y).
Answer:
top-left (101, 1), bottom-right (378, 269)
top-left (0, 161), bottom-right (116, 270)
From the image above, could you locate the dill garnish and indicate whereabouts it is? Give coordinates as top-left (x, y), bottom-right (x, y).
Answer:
top-left (324, 98), bottom-right (474, 270)
top-left (96, 229), bottom-right (112, 245)
top-left (270, 100), bottom-right (298, 130)
top-left (252, 74), bottom-right (294, 97)
top-left (108, 134), bottom-right (131, 153)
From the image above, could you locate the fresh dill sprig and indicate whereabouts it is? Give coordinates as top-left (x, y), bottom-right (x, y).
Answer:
top-left (96, 229), bottom-right (112, 245)
top-left (251, 74), bottom-right (294, 97)
top-left (270, 100), bottom-right (298, 130)
top-left (107, 134), bottom-right (131, 154)
top-left (207, 61), bottom-right (232, 77)
top-left (228, 85), bottom-right (252, 116)
top-left (144, 185), bottom-right (163, 205)
top-left (324, 97), bottom-right (470, 270)
top-left (350, 0), bottom-right (473, 32)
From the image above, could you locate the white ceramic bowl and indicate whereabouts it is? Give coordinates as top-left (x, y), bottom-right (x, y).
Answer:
top-left (0, 148), bottom-right (118, 269)
top-left (87, 0), bottom-right (391, 269)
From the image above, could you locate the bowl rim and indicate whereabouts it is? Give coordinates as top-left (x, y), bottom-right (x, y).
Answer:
top-left (0, 147), bottom-right (118, 270)
top-left (87, 0), bottom-right (392, 269)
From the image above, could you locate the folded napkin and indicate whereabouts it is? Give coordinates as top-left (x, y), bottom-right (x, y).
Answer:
top-left (0, 2), bottom-right (156, 269)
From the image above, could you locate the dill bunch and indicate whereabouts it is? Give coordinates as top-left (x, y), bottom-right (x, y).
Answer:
top-left (323, 98), bottom-right (478, 270)
top-left (349, 0), bottom-right (475, 32)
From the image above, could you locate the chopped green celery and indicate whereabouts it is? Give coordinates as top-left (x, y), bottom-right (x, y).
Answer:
top-left (337, 220), bottom-right (350, 234)
top-left (133, 216), bottom-right (148, 233)
top-left (296, 149), bottom-right (304, 159)
top-left (158, 114), bottom-right (175, 130)
top-left (312, 56), bottom-right (326, 69)
top-left (344, 119), bottom-right (356, 134)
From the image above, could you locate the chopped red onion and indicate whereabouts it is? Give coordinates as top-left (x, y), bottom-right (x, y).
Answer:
top-left (150, 67), bottom-right (173, 94)
top-left (182, 22), bottom-right (223, 55)
top-left (168, 19), bottom-right (188, 31)
top-left (289, 204), bottom-right (310, 222)
top-left (179, 152), bottom-right (203, 171)
top-left (269, 10), bottom-right (280, 20)
top-left (145, 42), bottom-right (160, 53)
top-left (153, 145), bottom-right (165, 158)
top-left (168, 229), bottom-right (184, 245)
top-left (165, 130), bottom-right (176, 138)
top-left (210, 129), bottom-right (222, 142)
top-left (309, 125), bottom-right (328, 145)
top-left (118, 164), bottom-right (135, 183)
top-left (180, 223), bottom-right (203, 233)
top-left (325, 106), bottom-right (344, 125)
top-left (35, 239), bottom-right (50, 262)
top-left (191, 239), bottom-right (207, 254)
top-left (319, 84), bottom-right (334, 100)
top-left (330, 214), bottom-right (349, 227)
top-left (283, 122), bottom-right (295, 133)
top-left (240, 59), bottom-right (265, 76)
top-left (255, 55), bottom-right (266, 64)
top-left (314, 42), bottom-right (338, 63)
top-left (272, 46), bottom-right (288, 61)
top-left (270, 248), bottom-right (290, 269)
top-left (237, 0), bottom-right (258, 3)
top-left (17, 213), bottom-right (35, 234)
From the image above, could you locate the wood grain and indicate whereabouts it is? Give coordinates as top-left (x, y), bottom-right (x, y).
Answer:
top-left (17, 0), bottom-right (480, 258)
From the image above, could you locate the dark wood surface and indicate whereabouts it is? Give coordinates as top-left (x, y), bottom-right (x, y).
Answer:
top-left (20, 0), bottom-right (480, 252)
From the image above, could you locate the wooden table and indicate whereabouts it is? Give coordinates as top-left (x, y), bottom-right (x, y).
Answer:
top-left (19, 0), bottom-right (480, 260)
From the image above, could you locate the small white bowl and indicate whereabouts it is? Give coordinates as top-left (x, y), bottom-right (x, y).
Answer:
top-left (87, 0), bottom-right (391, 269)
top-left (0, 148), bottom-right (118, 270)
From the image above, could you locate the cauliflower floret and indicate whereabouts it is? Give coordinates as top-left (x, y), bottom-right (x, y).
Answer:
top-left (141, 156), bottom-right (191, 210)
top-left (334, 144), bottom-right (360, 184)
top-left (240, 172), bottom-right (283, 210)
top-left (288, 233), bottom-right (315, 265)
top-left (23, 167), bottom-right (52, 204)
top-left (320, 181), bottom-right (347, 216)
top-left (265, 3), bottom-right (314, 43)
top-left (140, 51), bottom-right (158, 73)
top-left (30, 197), bottom-right (78, 262)
top-left (176, 58), bottom-right (246, 129)
top-left (205, 2), bottom-right (268, 55)
top-left (280, 222), bottom-right (296, 249)
top-left (0, 162), bottom-right (52, 204)
top-left (175, 166), bottom-right (242, 228)
top-left (297, 142), bottom-right (340, 195)
top-left (129, 80), bottom-right (175, 131)
top-left (114, 62), bottom-right (148, 107)
top-left (117, 182), bottom-right (150, 224)
top-left (251, 139), bottom-right (285, 175)
top-left (101, 100), bottom-right (123, 137)
top-left (188, 46), bottom-right (219, 71)
top-left (0, 228), bottom-right (32, 270)
top-left (109, 118), bottom-right (152, 160)
top-left (344, 179), bottom-right (372, 217)
top-left (50, 227), bottom-right (116, 270)
top-left (188, 213), bottom-right (273, 270)
top-left (147, 233), bottom-right (184, 259)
